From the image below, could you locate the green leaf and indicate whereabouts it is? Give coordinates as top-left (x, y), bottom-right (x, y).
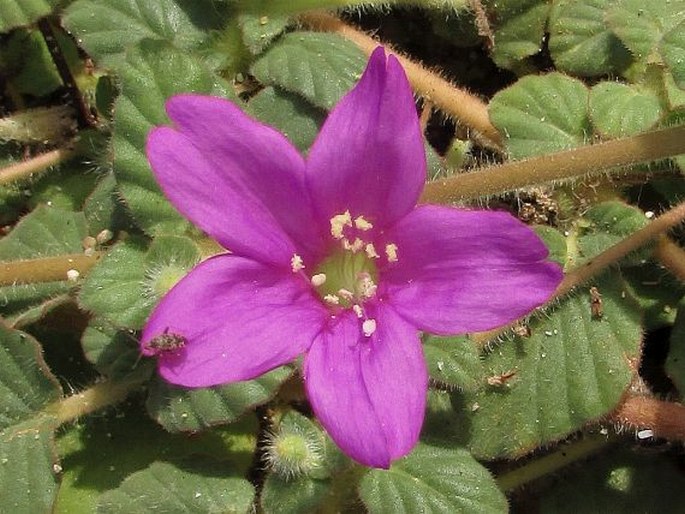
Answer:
top-left (1, 417), bottom-right (60, 513)
top-left (146, 366), bottom-right (293, 432)
top-left (589, 82), bottom-right (663, 137)
top-left (81, 318), bottom-right (153, 380)
top-left (0, 325), bottom-right (62, 513)
top-left (666, 298), bottom-right (685, 396)
top-left (489, 72), bottom-right (590, 159)
top-left (485, 0), bottom-right (552, 71)
top-left (2, 28), bottom-right (61, 96)
top-left (239, 13), bottom-right (290, 55)
top-left (78, 236), bottom-right (200, 329)
top-left (661, 20), bottom-right (685, 89)
top-left (0, 0), bottom-right (59, 32)
top-left (112, 40), bottom-right (233, 235)
top-left (623, 263), bottom-right (684, 330)
top-left (262, 475), bottom-right (330, 514)
top-left (576, 201), bottom-right (650, 265)
top-left (533, 225), bottom-right (568, 267)
top-left (247, 86), bottom-right (325, 153)
top-left (251, 32), bottom-right (367, 110)
top-left (606, 0), bottom-right (685, 66)
top-left (55, 405), bottom-right (257, 512)
top-left (0, 206), bottom-right (87, 319)
top-left (452, 271), bottom-right (642, 459)
top-left (63, 0), bottom-right (229, 69)
top-left (423, 335), bottom-right (483, 391)
top-left (83, 172), bottom-right (133, 236)
top-left (538, 448), bottom-right (685, 513)
top-left (96, 460), bottom-right (254, 513)
top-left (358, 443), bottom-right (507, 514)
top-left (549, 0), bottom-right (632, 76)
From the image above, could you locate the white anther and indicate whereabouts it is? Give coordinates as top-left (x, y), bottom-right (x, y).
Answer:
top-left (290, 254), bottom-right (305, 272)
top-left (330, 211), bottom-right (352, 239)
top-left (364, 243), bottom-right (379, 259)
top-left (323, 294), bottom-right (340, 305)
top-left (385, 243), bottom-right (398, 262)
top-left (311, 273), bottom-right (327, 287)
top-left (66, 269), bottom-right (80, 282)
top-left (343, 237), bottom-right (363, 253)
top-left (338, 288), bottom-right (355, 301)
top-left (357, 273), bottom-right (377, 299)
top-left (354, 215), bottom-right (373, 231)
top-left (362, 318), bottom-right (377, 337)
top-left (352, 304), bottom-right (364, 318)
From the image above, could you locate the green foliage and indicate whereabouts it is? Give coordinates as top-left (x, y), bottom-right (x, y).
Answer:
top-left (666, 298), bottom-right (685, 396)
top-left (359, 443), bottom-right (508, 513)
top-left (662, 20), bottom-right (685, 88)
top-left (589, 82), bottom-right (664, 137)
top-left (489, 72), bottom-right (591, 158)
top-left (0, 0), bottom-right (59, 33)
top-left (422, 335), bottom-right (483, 391)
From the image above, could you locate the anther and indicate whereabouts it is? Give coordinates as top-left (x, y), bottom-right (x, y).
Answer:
top-left (291, 254), bottom-right (305, 272)
top-left (362, 318), bottom-right (377, 337)
top-left (385, 243), bottom-right (398, 262)
top-left (330, 211), bottom-right (352, 239)
top-left (357, 272), bottom-right (377, 299)
top-left (311, 273), bottom-right (327, 287)
top-left (323, 294), bottom-right (340, 305)
top-left (343, 237), bottom-right (363, 253)
top-left (364, 243), bottom-right (379, 259)
top-left (352, 304), bottom-right (364, 318)
top-left (338, 289), bottom-right (355, 302)
top-left (354, 216), bottom-right (373, 231)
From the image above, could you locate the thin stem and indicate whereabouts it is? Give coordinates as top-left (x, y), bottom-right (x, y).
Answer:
top-left (610, 395), bottom-right (685, 442)
top-left (654, 235), bottom-right (685, 284)
top-left (473, 201), bottom-right (685, 346)
top-left (0, 148), bottom-right (73, 185)
top-left (421, 125), bottom-right (685, 203)
top-left (496, 434), bottom-right (613, 492)
top-left (45, 377), bottom-right (145, 425)
top-left (0, 252), bottom-right (102, 286)
top-left (299, 11), bottom-right (502, 150)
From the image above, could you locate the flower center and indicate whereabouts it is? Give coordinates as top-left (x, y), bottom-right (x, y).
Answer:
top-left (313, 249), bottom-right (379, 309)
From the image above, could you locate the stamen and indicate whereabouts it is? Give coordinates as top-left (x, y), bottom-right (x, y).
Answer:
top-left (352, 304), bottom-right (364, 318)
top-left (311, 273), bottom-right (327, 287)
top-left (323, 294), bottom-right (340, 305)
top-left (362, 318), bottom-right (377, 337)
top-left (330, 211), bottom-right (352, 239)
top-left (338, 288), bottom-right (355, 302)
top-left (385, 243), bottom-right (398, 263)
top-left (365, 243), bottom-right (379, 259)
top-left (343, 237), bottom-right (364, 253)
top-left (354, 216), bottom-right (373, 231)
top-left (356, 272), bottom-right (377, 299)
top-left (291, 254), bottom-right (305, 272)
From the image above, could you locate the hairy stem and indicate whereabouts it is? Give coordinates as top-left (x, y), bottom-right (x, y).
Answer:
top-left (421, 124), bottom-right (685, 203)
top-left (299, 11), bottom-right (502, 149)
top-left (655, 235), bottom-right (685, 284)
top-left (474, 200), bottom-right (685, 346)
top-left (496, 434), bottom-right (613, 492)
top-left (0, 148), bottom-right (73, 185)
top-left (610, 396), bottom-right (685, 442)
top-left (0, 252), bottom-right (102, 286)
top-left (45, 377), bottom-right (145, 425)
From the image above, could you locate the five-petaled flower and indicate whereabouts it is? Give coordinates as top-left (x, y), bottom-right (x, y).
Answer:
top-left (142, 47), bottom-right (563, 469)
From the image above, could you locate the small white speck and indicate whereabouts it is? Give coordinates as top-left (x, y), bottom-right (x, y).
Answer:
top-left (194, 492), bottom-right (202, 499)
top-left (52, 464), bottom-right (63, 474)
top-left (66, 269), bottom-right (80, 281)
top-left (362, 318), bottom-right (377, 337)
top-left (310, 273), bottom-right (326, 287)
top-left (645, 211), bottom-right (655, 219)
top-left (637, 429), bottom-right (653, 439)
top-left (599, 428), bottom-right (608, 435)
top-left (544, 330), bottom-right (553, 337)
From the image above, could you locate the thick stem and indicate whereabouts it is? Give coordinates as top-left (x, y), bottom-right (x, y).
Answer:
top-left (473, 201), bottom-right (685, 346)
top-left (610, 396), bottom-right (685, 442)
top-left (496, 434), bottom-right (613, 492)
top-left (299, 11), bottom-right (502, 150)
top-left (655, 235), bottom-right (685, 284)
top-left (0, 252), bottom-right (102, 286)
top-left (45, 377), bottom-right (145, 425)
top-left (421, 125), bottom-right (685, 203)
top-left (0, 148), bottom-right (73, 185)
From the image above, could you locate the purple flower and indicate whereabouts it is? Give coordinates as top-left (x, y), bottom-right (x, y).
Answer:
top-left (142, 48), bottom-right (562, 468)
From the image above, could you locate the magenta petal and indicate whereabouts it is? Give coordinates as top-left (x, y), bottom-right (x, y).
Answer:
top-left (306, 47), bottom-right (425, 229)
top-left (304, 305), bottom-right (427, 468)
top-left (382, 205), bottom-right (563, 334)
top-left (147, 127), bottom-right (301, 266)
top-left (164, 95), bottom-right (322, 259)
top-left (141, 255), bottom-right (327, 387)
